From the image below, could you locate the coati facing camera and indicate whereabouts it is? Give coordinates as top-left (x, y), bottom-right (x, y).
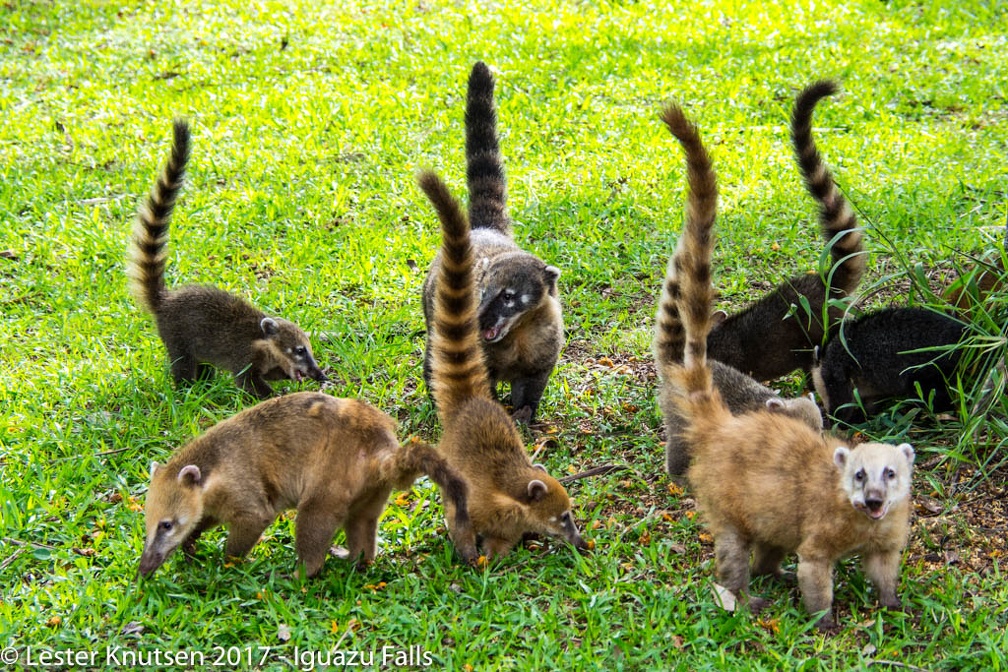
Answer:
top-left (139, 391), bottom-right (478, 578)
top-left (654, 104), bottom-right (822, 476)
top-left (421, 62), bottom-right (563, 423)
top-left (417, 168), bottom-right (587, 558)
top-left (706, 80), bottom-right (866, 380)
top-left (812, 306), bottom-right (967, 425)
top-left (663, 148), bottom-right (915, 631)
top-left (127, 119), bottom-right (326, 399)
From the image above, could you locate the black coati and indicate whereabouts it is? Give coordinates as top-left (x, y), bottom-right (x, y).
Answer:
top-left (706, 80), bottom-right (866, 380)
top-left (139, 391), bottom-right (478, 578)
top-left (127, 119), bottom-right (326, 399)
top-left (812, 306), bottom-right (967, 425)
top-left (654, 104), bottom-right (823, 476)
top-left (417, 168), bottom-right (587, 558)
top-left (421, 61), bottom-right (563, 423)
top-left (662, 133), bottom-right (915, 631)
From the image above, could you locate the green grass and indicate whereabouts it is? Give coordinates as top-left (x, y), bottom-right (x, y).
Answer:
top-left (2, 0), bottom-right (1007, 669)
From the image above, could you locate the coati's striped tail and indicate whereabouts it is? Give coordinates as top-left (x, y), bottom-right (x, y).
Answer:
top-left (127, 118), bottom-right (190, 313)
top-left (654, 103), bottom-right (718, 374)
top-left (417, 170), bottom-right (494, 418)
top-left (792, 81), bottom-right (865, 297)
top-left (465, 61), bottom-right (510, 234)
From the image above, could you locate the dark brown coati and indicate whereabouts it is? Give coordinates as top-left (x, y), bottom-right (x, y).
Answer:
top-left (127, 119), bottom-right (326, 399)
top-left (812, 306), bottom-right (967, 425)
top-left (139, 391), bottom-right (478, 578)
top-left (706, 80), bottom-right (866, 381)
top-left (654, 103), bottom-right (823, 475)
top-left (417, 168), bottom-right (587, 558)
top-left (662, 149), bottom-right (915, 632)
top-left (421, 61), bottom-right (563, 423)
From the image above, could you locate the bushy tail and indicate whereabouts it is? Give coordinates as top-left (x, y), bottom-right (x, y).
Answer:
top-left (417, 170), bottom-right (494, 419)
top-left (654, 103), bottom-right (718, 373)
top-left (127, 118), bottom-right (191, 313)
top-left (791, 80), bottom-right (865, 296)
top-left (465, 61), bottom-right (510, 234)
top-left (388, 438), bottom-right (478, 563)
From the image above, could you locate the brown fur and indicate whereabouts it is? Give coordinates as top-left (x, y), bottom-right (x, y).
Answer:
top-left (662, 117), bottom-right (915, 630)
top-left (421, 62), bottom-right (562, 423)
top-left (653, 103), bottom-right (822, 476)
top-left (706, 80), bottom-right (866, 380)
top-left (127, 119), bottom-right (325, 398)
top-left (139, 391), bottom-right (477, 578)
top-left (418, 169), bottom-right (587, 558)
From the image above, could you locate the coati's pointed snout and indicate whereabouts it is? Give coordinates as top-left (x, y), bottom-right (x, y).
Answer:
top-left (138, 548), bottom-right (165, 578)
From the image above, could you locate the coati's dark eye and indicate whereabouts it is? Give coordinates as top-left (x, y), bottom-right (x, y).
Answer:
top-left (294, 346), bottom-right (308, 358)
top-left (158, 520), bottom-right (174, 532)
top-left (885, 468), bottom-right (896, 480)
top-left (854, 469), bottom-right (866, 482)
top-left (503, 289), bottom-right (516, 304)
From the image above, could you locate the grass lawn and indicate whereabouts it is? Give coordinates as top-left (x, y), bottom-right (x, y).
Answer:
top-left (1, 0), bottom-right (1006, 669)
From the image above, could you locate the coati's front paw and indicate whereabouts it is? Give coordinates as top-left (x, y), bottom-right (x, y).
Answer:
top-left (747, 596), bottom-right (770, 615)
top-left (814, 613), bottom-right (840, 635)
top-left (879, 595), bottom-right (904, 611)
top-left (511, 405), bottom-right (533, 424)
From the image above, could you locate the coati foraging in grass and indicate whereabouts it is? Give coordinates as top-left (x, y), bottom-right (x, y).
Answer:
top-left (128, 119), bottom-right (326, 399)
top-left (417, 168), bottom-right (587, 558)
top-left (706, 79), bottom-right (866, 381)
top-left (139, 392), bottom-right (477, 578)
top-left (654, 104), bottom-right (823, 475)
top-left (812, 306), bottom-right (967, 425)
top-left (421, 61), bottom-right (563, 424)
top-left (662, 104), bottom-right (915, 632)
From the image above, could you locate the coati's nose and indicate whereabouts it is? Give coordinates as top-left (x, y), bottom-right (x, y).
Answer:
top-left (865, 498), bottom-right (883, 513)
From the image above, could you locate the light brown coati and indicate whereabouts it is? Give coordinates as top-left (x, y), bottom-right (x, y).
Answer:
top-left (417, 168), bottom-right (587, 558)
top-left (812, 306), bottom-right (967, 425)
top-left (127, 119), bottom-right (326, 399)
top-left (654, 103), bottom-right (822, 476)
top-left (663, 150), bottom-right (915, 631)
top-left (421, 61), bottom-right (563, 424)
top-left (706, 80), bottom-right (866, 381)
top-left (139, 391), bottom-right (478, 578)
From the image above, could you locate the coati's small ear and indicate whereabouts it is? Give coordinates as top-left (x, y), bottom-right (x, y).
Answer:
top-left (807, 393), bottom-right (816, 403)
top-left (833, 446), bottom-right (850, 470)
top-left (528, 479), bottom-right (548, 501)
top-left (711, 310), bottom-right (728, 326)
top-left (765, 397), bottom-right (785, 412)
top-left (544, 265), bottom-right (560, 290)
top-left (150, 461), bottom-right (160, 478)
top-left (260, 317), bottom-right (279, 337)
top-left (898, 443), bottom-right (915, 466)
top-left (177, 464), bottom-right (202, 487)
top-left (532, 463), bottom-right (548, 472)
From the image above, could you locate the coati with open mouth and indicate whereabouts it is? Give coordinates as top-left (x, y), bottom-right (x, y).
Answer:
top-left (706, 80), bottom-right (866, 381)
top-left (661, 102), bottom-right (915, 631)
top-left (127, 119), bottom-right (326, 399)
top-left (422, 62), bottom-right (563, 424)
top-left (654, 104), bottom-right (822, 476)
top-left (139, 391), bottom-right (477, 578)
top-left (417, 168), bottom-right (587, 558)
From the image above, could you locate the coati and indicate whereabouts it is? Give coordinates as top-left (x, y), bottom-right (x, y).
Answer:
top-left (421, 61), bottom-right (563, 424)
top-left (139, 391), bottom-right (478, 578)
top-left (127, 119), bottom-right (326, 399)
top-left (812, 306), bottom-right (967, 425)
top-left (654, 104), bottom-right (823, 476)
top-left (662, 124), bottom-right (915, 631)
top-left (706, 80), bottom-right (866, 380)
top-left (417, 168), bottom-right (587, 558)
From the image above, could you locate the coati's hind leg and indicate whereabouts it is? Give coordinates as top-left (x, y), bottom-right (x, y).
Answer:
top-left (344, 515), bottom-right (380, 569)
top-left (196, 362), bottom-right (215, 381)
top-left (714, 527), bottom-right (764, 611)
top-left (796, 553), bottom-right (837, 632)
top-left (862, 550), bottom-right (903, 609)
top-left (167, 346), bottom-right (199, 385)
top-left (509, 373), bottom-right (550, 424)
top-left (294, 502), bottom-right (347, 578)
top-left (751, 543), bottom-right (788, 579)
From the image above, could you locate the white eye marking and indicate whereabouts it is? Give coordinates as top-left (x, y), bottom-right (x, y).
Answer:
top-left (549, 516), bottom-right (557, 523)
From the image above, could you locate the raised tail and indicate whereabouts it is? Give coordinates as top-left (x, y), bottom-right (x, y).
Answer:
top-left (127, 118), bottom-right (191, 313)
top-left (417, 170), bottom-right (494, 419)
top-left (791, 80), bottom-right (865, 296)
top-left (654, 103), bottom-right (718, 374)
top-left (389, 438), bottom-right (478, 563)
top-left (465, 61), bottom-right (510, 234)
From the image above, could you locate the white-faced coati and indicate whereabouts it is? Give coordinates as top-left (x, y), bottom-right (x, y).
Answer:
top-left (417, 168), bottom-right (587, 558)
top-left (127, 119), bottom-right (326, 399)
top-left (812, 306), bottom-right (967, 425)
top-left (706, 80), bottom-right (866, 381)
top-left (421, 62), bottom-right (563, 424)
top-left (654, 103), bottom-right (823, 475)
top-left (139, 391), bottom-right (478, 578)
top-left (663, 142), bottom-right (915, 631)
